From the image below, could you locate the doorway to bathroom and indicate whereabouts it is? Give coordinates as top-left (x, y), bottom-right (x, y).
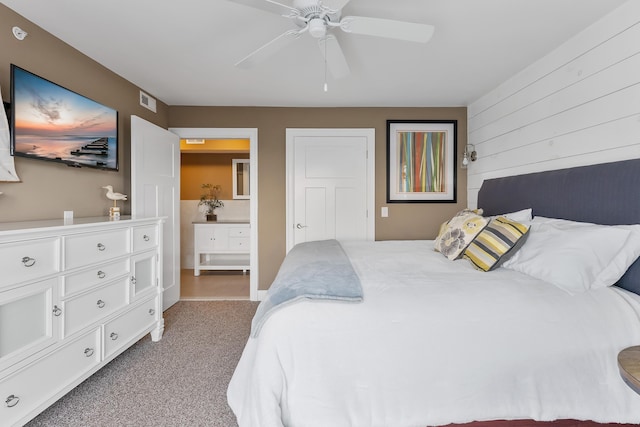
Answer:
top-left (171, 127), bottom-right (258, 301)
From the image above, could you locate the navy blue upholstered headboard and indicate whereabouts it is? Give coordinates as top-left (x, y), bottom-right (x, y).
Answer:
top-left (477, 159), bottom-right (640, 294)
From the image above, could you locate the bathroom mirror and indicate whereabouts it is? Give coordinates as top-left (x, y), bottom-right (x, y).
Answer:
top-left (232, 159), bottom-right (250, 199)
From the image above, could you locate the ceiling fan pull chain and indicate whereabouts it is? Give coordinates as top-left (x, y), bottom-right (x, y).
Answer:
top-left (323, 35), bottom-right (328, 92)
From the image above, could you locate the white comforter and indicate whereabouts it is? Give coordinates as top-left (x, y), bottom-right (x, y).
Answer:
top-left (228, 240), bottom-right (640, 426)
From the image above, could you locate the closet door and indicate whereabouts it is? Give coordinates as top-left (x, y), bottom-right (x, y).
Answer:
top-left (286, 128), bottom-right (375, 252)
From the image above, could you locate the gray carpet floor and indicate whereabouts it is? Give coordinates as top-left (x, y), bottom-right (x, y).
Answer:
top-left (26, 301), bottom-right (259, 427)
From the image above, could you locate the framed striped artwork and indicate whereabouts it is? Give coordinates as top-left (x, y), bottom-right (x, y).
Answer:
top-left (386, 120), bottom-right (457, 203)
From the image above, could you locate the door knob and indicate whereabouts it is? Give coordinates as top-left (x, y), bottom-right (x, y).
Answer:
top-left (296, 223), bottom-right (307, 229)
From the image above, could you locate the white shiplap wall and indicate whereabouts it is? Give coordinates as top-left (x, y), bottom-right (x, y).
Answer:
top-left (466, 0), bottom-right (640, 208)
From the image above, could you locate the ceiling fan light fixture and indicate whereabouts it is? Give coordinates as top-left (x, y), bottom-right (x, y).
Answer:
top-left (231, 0), bottom-right (434, 82)
top-left (308, 18), bottom-right (327, 38)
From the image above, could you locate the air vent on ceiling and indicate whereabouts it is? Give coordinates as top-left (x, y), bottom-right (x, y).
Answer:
top-left (139, 90), bottom-right (157, 113)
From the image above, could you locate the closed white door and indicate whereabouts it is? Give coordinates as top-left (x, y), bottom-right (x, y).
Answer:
top-left (286, 128), bottom-right (375, 251)
top-left (131, 116), bottom-right (180, 310)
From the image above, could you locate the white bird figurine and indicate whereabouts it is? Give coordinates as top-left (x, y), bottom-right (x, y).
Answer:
top-left (102, 185), bottom-right (127, 207)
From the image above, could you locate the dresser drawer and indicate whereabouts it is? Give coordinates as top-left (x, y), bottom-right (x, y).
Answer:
top-left (104, 297), bottom-right (158, 360)
top-left (229, 226), bottom-right (249, 237)
top-left (132, 225), bottom-right (158, 253)
top-left (0, 328), bottom-right (100, 427)
top-left (62, 259), bottom-right (129, 297)
top-left (64, 228), bottom-right (130, 270)
top-left (229, 237), bottom-right (250, 252)
top-left (62, 278), bottom-right (128, 338)
top-left (0, 238), bottom-right (59, 287)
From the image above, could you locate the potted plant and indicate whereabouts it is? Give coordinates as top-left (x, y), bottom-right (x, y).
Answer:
top-left (198, 184), bottom-right (224, 221)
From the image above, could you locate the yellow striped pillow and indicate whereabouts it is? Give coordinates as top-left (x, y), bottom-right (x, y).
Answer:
top-left (463, 217), bottom-right (530, 272)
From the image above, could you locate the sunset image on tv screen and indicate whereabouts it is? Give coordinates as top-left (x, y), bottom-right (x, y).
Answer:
top-left (11, 65), bottom-right (118, 170)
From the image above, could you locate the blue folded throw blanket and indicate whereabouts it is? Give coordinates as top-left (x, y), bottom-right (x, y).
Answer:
top-left (251, 239), bottom-right (363, 337)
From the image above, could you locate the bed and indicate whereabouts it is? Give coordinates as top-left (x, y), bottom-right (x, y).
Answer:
top-left (228, 159), bottom-right (640, 427)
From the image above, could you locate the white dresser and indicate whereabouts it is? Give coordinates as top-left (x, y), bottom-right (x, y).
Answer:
top-left (193, 221), bottom-right (250, 275)
top-left (0, 216), bottom-right (164, 427)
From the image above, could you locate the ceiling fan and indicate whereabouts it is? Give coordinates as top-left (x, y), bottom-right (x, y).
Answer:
top-left (230, 0), bottom-right (435, 80)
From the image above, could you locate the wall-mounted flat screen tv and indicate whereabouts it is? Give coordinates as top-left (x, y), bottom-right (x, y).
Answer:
top-left (10, 64), bottom-right (118, 171)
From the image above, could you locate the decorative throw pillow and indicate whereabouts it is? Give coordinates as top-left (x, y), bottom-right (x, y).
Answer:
top-left (434, 209), bottom-right (488, 260)
top-left (434, 208), bottom-right (484, 248)
top-left (434, 220), bottom-right (449, 245)
top-left (434, 209), bottom-right (485, 255)
top-left (463, 216), bottom-right (530, 271)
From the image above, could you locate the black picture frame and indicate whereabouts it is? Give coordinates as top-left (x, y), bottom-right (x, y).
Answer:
top-left (386, 119), bottom-right (457, 203)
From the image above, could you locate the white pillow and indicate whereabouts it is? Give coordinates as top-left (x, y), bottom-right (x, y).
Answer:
top-left (484, 208), bottom-right (532, 223)
top-left (531, 217), bottom-right (640, 288)
top-left (502, 217), bottom-right (640, 294)
top-left (500, 208), bottom-right (532, 223)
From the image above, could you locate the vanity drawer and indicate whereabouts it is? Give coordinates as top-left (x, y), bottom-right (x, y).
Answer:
top-left (0, 328), bottom-right (100, 427)
top-left (0, 238), bottom-right (59, 287)
top-left (229, 237), bottom-right (250, 252)
top-left (104, 297), bottom-right (158, 360)
top-left (229, 226), bottom-right (249, 238)
top-left (132, 225), bottom-right (158, 252)
top-left (62, 278), bottom-right (128, 338)
top-left (62, 259), bottom-right (129, 297)
top-left (64, 228), bottom-right (130, 270)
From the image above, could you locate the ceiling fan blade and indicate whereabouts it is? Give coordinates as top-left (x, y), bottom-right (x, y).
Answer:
top-left (228, 0), bottom-right (298, 16)
top-left (318, 35), bottom-right (350, 79)
top-left (235, 30), bottom-right (302, 69)
top-left (321, 0), bottom-right (352, 12)
top-left (340, 16), bottom-right (435, 43)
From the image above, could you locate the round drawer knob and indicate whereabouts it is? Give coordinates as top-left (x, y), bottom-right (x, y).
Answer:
top-left (97, 243), bottom-right (106, 251)
top-left (21, 256), bottom-right (36, 267)
top-left (5, 394), bottom-right (19, 408)
top-left (97, 270), bottom-right (106, 279)
top-left (84, 348), bottom-right (94, 357)
top-left (148, 308), bottom-right (155, 316)
top-left (143, 234), bottom-right (150, 241)
top-left (110, 332), bottom-right (118, 341)
top-left (96, 300), bottom-right (106, 309)
top-left (52, 305), bottom-right (62, 317)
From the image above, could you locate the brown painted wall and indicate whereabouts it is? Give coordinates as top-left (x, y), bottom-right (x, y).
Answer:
top-left (181, 153), bottom-right (250, 201)
top-left (0, 6), bottom-right (468, 293)
top-left (168, 107), bottom-right (468, 290)
top-left (0, 5), bottom-right (169, 222)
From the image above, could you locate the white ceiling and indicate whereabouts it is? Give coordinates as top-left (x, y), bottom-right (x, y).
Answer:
top-left (1, 0), bottom-right (627, 107)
